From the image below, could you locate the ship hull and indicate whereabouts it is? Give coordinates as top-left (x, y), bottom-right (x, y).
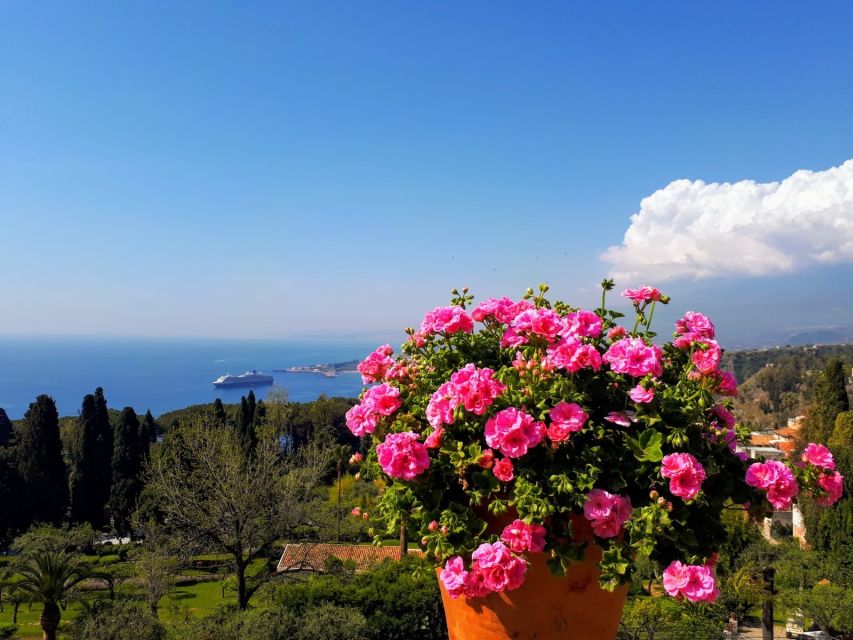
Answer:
top-left (213, 378), bottom-right (274, 387)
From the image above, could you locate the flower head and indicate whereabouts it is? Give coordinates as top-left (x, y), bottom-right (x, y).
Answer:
top-left (802, 443), bottom-right (836, 471)
top-left (660, 453), bottom-right (706, 501)
top-left (663, 561), bottom-right (718, 602)
top-left (745, 460), bottom-right (799, 510)
top-left (485, 407), bottom-right (546, 458)
top-left (501, 519), bottom-right (547, 553)
top-left (376, 432), bottom-right (430, 481)
top-left (547, 401), bottom-right (588, 443)
top-left (603, 337), bottom-right (663, 378)
top-left (583, 489), bottom-right (632, 538)
top-left (622, 286), bottom-right (663, 304)
top-left (357, 345), bottom-right (395, 383)
top-left (817, 471), bottom-right (844, 506)
top-left (420, 305), bottom-right (474, 335)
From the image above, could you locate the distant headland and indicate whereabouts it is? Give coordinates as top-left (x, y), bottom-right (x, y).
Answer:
top-left (275, 359), bottom-right (360, 378)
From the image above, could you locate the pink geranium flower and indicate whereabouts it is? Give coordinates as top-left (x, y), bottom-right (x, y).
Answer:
top-left (546, 338), bottom-right (602, 373)
top-left (745, 460), bottom-right (799, 510)
top-left (717, 370), bottom-right (738, 396)
top-left (562, 310), bottom-right (603, 338)
top-left (675, 311), bottom-right (715, 339)
top-left (485, 407), bottom-right (546, 458)
top-left (362, 383), bottom-right (402, 416)
top-left (802, 443), bottom-right (836, 470)
top-left (420, 305), bottom-right (474, 335)
top-left (449, 363), bottom-right (506, 415)
top-left (629, 384), bottom-right (655, 404)
top-left (817, 471), bottom-right (844, 506)
top-left (376, 432), bottom-right (431, 481)
top-left (471, 541), bottom-right (527, 593)
top-left (660, 453), bottom-right (706, 501)
top-left (691, 339), bottom-right (722, 376)
top-left (501, 519), bottom-right (547, 553)
top-left (512, 308), bottom-right (564, 341)
top-left (607, 326), bottom-right (627, 340)
top-left (582, 489), bottom-right (632, 538)
top-left (493, 457), bottom-right (514, 482)
top-left (547, 401), bottom-right (588, 443)
top-left (471, 297), bottom-right (515, 323)
top-left (622, 286), bottom-right (663, 304)
top-left (357, 344), bottom-right (395, 383)
top-left (605, 411), bottom-right (636, 427)
top-left (424, 427), bottom-right (445, 449)
top-left (603, 337), bottom-right (663, 378)
top-left (345, 403), bottom-right (378, 437)
top-left (426, 382), bottom-right (458, 427)
top-left (440, 556), bottom-right (469, 599)
top-left (663, 561), bottom-right (718, 602)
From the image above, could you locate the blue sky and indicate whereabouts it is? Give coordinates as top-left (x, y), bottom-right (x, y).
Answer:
top-left (2, 2), bottom-right (852, 344)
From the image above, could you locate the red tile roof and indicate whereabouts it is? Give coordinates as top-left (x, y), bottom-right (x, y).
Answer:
top-left (277, 543), bottom-right (424, 573)
top-left (750, 434), bottom-right (776, 446)
top-left (775, 427), bottom-right (800, 438)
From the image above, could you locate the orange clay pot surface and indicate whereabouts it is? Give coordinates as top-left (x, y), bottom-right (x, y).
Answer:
top-left (437, 518), bottom-right (628, 640)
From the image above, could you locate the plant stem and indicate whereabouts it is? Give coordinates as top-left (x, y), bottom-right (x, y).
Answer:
top-left (645, 301), bottom-right (657, 332)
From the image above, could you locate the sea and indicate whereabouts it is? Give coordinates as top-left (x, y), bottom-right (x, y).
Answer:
top-left (0, 337), bottom-right (381, 420)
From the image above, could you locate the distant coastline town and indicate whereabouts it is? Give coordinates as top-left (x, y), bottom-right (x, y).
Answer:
top-left (276, 359), bottom-right (360, 378)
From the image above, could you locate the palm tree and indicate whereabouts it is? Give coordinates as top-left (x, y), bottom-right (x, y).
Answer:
top-left (9, 551), bottom-right (91, 640)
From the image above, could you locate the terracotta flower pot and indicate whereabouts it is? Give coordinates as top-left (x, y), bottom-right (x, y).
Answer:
top-left (436, 515), bottom-right (628, 640)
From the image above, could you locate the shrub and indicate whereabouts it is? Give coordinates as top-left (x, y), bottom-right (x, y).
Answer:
top-left (69, 602), bottom-right (166, 640)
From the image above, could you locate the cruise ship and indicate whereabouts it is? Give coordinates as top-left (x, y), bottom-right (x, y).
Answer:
top-left (212, 370), bottom-right (274, 387)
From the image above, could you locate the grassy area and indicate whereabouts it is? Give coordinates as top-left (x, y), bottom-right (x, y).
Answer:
top-left (0, 556), bottom-right (272, 639)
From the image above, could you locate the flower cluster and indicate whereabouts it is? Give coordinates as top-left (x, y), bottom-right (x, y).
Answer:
top-left (375, 431), bottom-right (430, 481)
top-left (485, 407), bottom-right (546, 459)
top-left (426, 364), bottom-right (506, 427)
top-left (440, 542), bottom-right (527, 599)
top-left (583, 489), bottom-right (633, 538)
top-left (662, 560), bottom-right (718, 603)
top-left (745, 460), bottom-right (799, 510)
top-left (348, 281), bottom-right (843, 602)
top-left (660, 453), bottom-right (707, 501)
top-left (344, 383), bottom-right (401, 436)
top-left (500, 519), bottom-right (547, 553)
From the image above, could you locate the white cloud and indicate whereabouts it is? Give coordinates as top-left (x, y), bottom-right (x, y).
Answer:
top-left (602, 159), bottom-right (853, 282)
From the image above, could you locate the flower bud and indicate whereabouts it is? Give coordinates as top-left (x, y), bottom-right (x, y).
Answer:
top-left (428, 520), bottom-right (439, 532)
top-left (362, 512), bottom-right (369, 520)
top-left (440, 526), bottom-right (449, 535)
top-left (349, 452), bottom-right (363, 465)
top-left (478, 449), bottom-right (495, 469)
top-left (649, 490), bottom-right (659, 500)
top-left (657, 497), bottom-right (666, 506)
top-left (421, 537), bottom-right (429, 546)
top-left (351, 507), bottom-right (362, 517)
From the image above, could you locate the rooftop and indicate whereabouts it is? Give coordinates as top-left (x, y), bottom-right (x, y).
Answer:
top-left (277, 543), bottom-right (424, 573)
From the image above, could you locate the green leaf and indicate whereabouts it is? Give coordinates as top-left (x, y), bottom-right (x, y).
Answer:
top-left (625, 429), bottom-right (663, 462)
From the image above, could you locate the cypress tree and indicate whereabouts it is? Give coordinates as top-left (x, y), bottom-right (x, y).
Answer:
top-left (93, 387), bottom-right (114, 514)
top-left (139, 410), bottom-right (157, 460)
top-left (69, 394), bottom-right (106, 527)
top-left (110, 407), bottom-right (143, 535)
top-left (237, 394), bottom-right (257, 453)
top-left (247, 390), bottom-right (257, 425)
top-left (213, 398), bottom-right (227, 427)
top-left (15, 395), bottom-right (68, 526)
top-left (0, 407), bottom-right (12, 447)
top-left (804, 359), bottom-right (850, 444)
top-left (0, 446), bottom-right (17, 546)
top-left (254, 400), bottom-right (266, 428)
